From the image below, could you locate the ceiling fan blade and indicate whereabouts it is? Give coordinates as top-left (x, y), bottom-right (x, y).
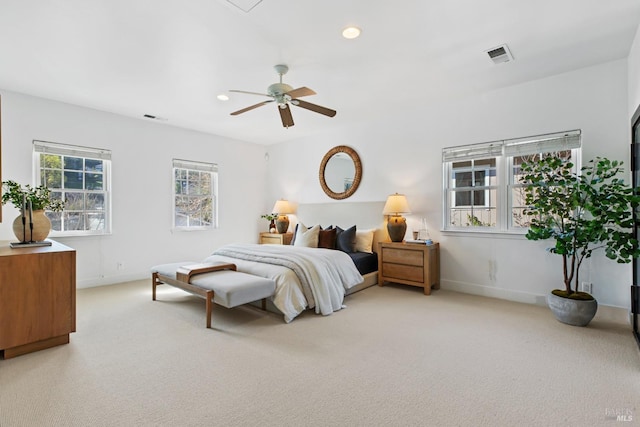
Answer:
top-left (229, 89), bottom-right (272, 98)
top-left (285, 87), bottom-right (316, 98)
top-left (278, 104), bottom-right (295, 128)
top-left (230, 100), bottom-right (274, 115)
top-left (291, 99), bottom-right (337, 117)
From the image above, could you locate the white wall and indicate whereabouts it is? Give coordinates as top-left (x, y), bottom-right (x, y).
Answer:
top-left (629, 22), bottom-right (640, 118)
top-left (266, 59), bottom-right (633, 308)
top-left (0, 90), bottom-right (268, 287)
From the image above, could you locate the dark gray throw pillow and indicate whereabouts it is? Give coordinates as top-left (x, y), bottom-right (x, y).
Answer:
top-left (335, 225), bottom-right (357, 253)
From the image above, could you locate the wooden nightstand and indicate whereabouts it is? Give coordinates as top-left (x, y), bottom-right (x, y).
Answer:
top-left (259, 232), bottom-right (293, 245)
top-left (378, 241), bottom-right (440, 295)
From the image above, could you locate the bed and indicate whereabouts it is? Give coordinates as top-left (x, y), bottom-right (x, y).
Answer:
top-left (205, 201), bottom-right (387, 322)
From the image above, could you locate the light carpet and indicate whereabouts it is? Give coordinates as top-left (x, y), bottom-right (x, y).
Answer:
top-left (0, 280), bottom-right (639, 427)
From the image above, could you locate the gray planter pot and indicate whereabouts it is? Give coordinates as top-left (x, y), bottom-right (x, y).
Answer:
top-left (546, 292), bottom-right (598, 326)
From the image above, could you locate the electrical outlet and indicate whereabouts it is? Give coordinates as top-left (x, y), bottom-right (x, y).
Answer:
top-left (116, 262), bottom-right (124, 271)
top-left (581, 281), bottom-right (592, 294)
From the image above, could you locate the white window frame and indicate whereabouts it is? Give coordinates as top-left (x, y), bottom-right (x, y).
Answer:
top-left (33, 140), bottom-right (112, 236)
top-left (451, 164), bottom-right (492, 208)
top-left (442, 130), bottom-right (581, 233)
top-left (172, 159), bottom-right (218, 230)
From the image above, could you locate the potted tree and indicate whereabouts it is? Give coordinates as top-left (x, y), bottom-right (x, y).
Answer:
top-left (1, 180), bottom-right (64, 242)
top-left (520, 156), bottom-right (640, 326)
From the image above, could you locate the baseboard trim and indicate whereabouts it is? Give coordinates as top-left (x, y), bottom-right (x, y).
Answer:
top-left (440, 279), bottom-right (631, 321)
top-left (440, 280), bottom-right (547, 306)
top-left (77, 272), bottom-right (147, 288)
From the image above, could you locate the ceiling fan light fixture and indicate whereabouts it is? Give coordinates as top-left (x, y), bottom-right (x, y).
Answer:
top-left (229, 64), bottom-right (336, 128)
top-left (342, 26), bottom-right (361, 39)
top-left (217, 94), bottom-right (229, 101)
top-left (268, 82), bottom-right (293, 96)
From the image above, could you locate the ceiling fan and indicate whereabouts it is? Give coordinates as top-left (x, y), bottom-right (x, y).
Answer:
top-left (229, 64), bottom-right (336, 128)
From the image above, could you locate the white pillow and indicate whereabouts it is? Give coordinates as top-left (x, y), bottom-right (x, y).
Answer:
top-left (354, 229), bottom-right (375, 253)
top-left (294, 223), bottom-right (320, 248)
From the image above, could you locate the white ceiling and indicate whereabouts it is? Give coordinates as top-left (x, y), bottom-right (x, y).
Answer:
top-left (1, 0), bottom-right (639, 145)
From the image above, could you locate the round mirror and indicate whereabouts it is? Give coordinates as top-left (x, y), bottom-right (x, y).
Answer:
top-left (319, 145), bottom-right (362, 200)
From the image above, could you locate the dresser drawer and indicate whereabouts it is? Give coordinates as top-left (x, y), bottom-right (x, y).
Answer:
top-left (381, 247), bottom-right (424, 266)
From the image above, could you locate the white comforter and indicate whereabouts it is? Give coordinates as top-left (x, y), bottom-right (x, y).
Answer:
top-left (203, 243), bottom-right (364, 323)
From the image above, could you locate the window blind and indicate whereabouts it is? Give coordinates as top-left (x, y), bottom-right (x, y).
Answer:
top-left (33, 140), bottom-right (111, 160)
top-left (443, 130), bottom-right (581, 161)
top-left (503, 130), bottom-right (581, 157)
top-left (442, 142), bottom-right (503, 162)
top-left (172, 159), bottom-right (218, 172)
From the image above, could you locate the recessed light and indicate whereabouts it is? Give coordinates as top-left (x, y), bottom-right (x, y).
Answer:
top-left (217, 94), bottom-right (230, 101)
top-left (342, 26), bottom-right (361, 39)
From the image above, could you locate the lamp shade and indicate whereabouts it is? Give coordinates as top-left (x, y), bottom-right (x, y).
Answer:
top-left (272, 199), bottom-right (294, 215)
top-left (382, 193), bottom-right (411, 215)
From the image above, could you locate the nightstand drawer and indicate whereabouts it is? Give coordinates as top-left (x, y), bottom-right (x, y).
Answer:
top-left (381, 247), bottom-right (424, 266)
top-left (261, 235), bottom-right (283, 244)
top-left (382, 263), bottom-right (424, 283)
top-left (259, 232), bottom-right (293, 245)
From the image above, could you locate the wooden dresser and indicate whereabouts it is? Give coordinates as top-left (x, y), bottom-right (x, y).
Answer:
top-left (259, 232), bottom-right (293, 245)
top-left (0, 240), bottom-right (76, 359)
top-left (378, 241), bottom-right (440, 295)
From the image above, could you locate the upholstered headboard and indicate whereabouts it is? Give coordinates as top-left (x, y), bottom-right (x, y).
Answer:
top-left (294, 201), bottom-right (388, 251)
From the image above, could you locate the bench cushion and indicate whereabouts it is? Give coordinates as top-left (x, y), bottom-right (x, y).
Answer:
top-left (190, 270), bottom-right (275, 308)
top-left (152, 263), bottom-right (275, 309)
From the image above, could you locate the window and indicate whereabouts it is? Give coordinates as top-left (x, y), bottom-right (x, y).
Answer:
top-left (173, 159), bottom-right (218, 229)
top-left (449, 158), bottom-right (497, 226)
top-left (33, 140), bottom-right (111, 236)
top-left (509, 149), bottom-right (573, 228)
top-left (443, 130), bottom-right (581, 232)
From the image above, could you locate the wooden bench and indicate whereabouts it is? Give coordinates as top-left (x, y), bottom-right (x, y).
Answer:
top-left (151, 262), bottom-right (276, 328)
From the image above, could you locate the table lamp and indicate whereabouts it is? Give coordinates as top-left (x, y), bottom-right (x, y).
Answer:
top-left (272, 199), bottom-right (294, 233)
top-left (383, 193), bottom-right (411, 242)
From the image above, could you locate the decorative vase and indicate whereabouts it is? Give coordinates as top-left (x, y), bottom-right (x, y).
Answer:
top-left (269, 220), bottom-right (276, 233)
top-left (12, 210), bottom-right (52, 242)
top-left (546, 291), bottom-right (598, 327)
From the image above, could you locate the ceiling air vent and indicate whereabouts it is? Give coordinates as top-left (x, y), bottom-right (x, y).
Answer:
top-left (143, 114), bottom-right (168, 122)
top-left (486, 44), bottom-right (514, 65)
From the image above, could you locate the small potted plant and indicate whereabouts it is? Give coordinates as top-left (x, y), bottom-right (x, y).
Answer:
top-left (260, 213), bottom-right (277, 233)
top-left (520, 156), bottom-right (640, 326)
top-left (1, 180), bottom-right (65, 242)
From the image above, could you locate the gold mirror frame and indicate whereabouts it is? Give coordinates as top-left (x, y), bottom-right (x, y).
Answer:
top-left (319, 145), bottom-right (362, 200)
